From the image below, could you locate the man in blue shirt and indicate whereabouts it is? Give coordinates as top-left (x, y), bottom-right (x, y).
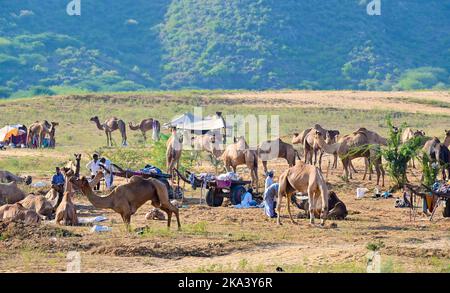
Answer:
top-left (52, 167), bottom-right (65, 186)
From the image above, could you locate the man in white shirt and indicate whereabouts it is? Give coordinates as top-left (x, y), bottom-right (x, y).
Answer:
top-left (99, 157), bottom-right (114, 190)
top-left (86, 154), bottom-right (101, 190)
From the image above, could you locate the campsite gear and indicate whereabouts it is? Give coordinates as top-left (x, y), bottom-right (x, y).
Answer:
top-left (78, 216), bottom-right (108, 225)
top-left (31, 181), bottom-right (48, 188)
top-left (91, 225), bottom-right (112, 233)
top-left (405, 183), bottom-right (450, 221)
top-left (382, 191), bottom-right (392, 199)
top-left (0, 125), bottom-right (27, 143)
top-left (356, 188), bottom-right (369, 199)
top-left (145, 208), bottom-right (166, 220)
top-left (176, 169), bottom-right (250, 207)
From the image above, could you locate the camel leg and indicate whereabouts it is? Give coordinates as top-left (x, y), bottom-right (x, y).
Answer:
top-left (320, 189), bottom-right (328, 227)
top-left (350, 161), bottom-right (358, 173)
top-left (142, 130), bottom-right (147, 142)
top-left (318, 151), bottom-right (323, 170)
top-left (276, 191), bottom-right (283, 225)
top-left (343, 159), bottom-right (350, 181)
top-left (262, 161), bottom-right (268, 175)
top-left (308, 186), bottom-right (316, 225)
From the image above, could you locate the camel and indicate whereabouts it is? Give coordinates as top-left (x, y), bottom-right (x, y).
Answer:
top-left (401, 128), bottom-right (425, 168)
top-left (70, 175), bottom-right (181, 229)
top-left (0, 170), bottom-right (32, 185)
top-left (166, 128), bottom-right (183, 181)
top-left (48, 122), bottom-right (59, 148)
top-left (190, 133), bottom-right (224, 159)
top-left (0, 203), bottom-right (41, 224)
top-left (292, 191), bottom-right (348, 220)
top-left (276, 161), bottom-right (329, 226)
top-left (19, 194), bottom-right (56, 219)
top-left (27, 120), bottom-right (51, 148)
top-left (55, 191), bottom-right (78, 226)
top-left (0, 181), bottom-right (26, 205)
top-left (314, 129), bottom-right (385, 186)
top-left (64, 154), bottom-right (82, 178)
top-left (292, 125), bottom-right (340, 170)
top-left (422, 132), bottom-right (450, 180)
top-left (423, 130), bottom-right (450, 162)
top-left (221, 136), bottom-right (259, 193)
top-left (90, 116), bottom-right (127, 147)
top-left (258, 138), bottom-right (300, 174)
top-left (129, 118), bottom-right (161, 142)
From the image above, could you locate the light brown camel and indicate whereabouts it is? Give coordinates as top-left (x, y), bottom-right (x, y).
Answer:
top-left (166, 128), bottom-right (183, 181)
top-left (402, 128), bottom-right (425, 168)
top-left (48, 122), bottom-right (59, 148)
top-left (129, 118), bottom-right (161, 142)
top-left (0, 203), bottom-right (41, 224)
top-left (190, 133), bottom-right (224, 159)
top-left (276, 161), bottom-right (329, 226)
top-left (0, 181), bottom-right (26, 205)
top-left (0, 170), bottom-right (32, 185)
top-left (314, 130), bottom-right (385, 186)
top-left (70, 175), bottom-right (181, 229)
top-left (19, 194), bottom-right (56, 219)
top-left (258, 138), bottom-right (300, 174)
top-left (27, 120), bottom-right (51, 148)
top-left (90, 116), bottom-right (127, 147)
top-left (221, 136), bottom-right (259, 193)
top-left (55, 191), bottom-right (78, 226)
top-left (292, 125), bottom-right (340, 170)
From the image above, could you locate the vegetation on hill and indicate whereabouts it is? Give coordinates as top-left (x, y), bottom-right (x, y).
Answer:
top-left (0, 0), bottom-right (449, 97)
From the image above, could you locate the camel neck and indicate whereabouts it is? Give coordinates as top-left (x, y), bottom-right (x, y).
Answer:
top-left (316, 137), bottom-right (339, 154)
top-left (93, 119), bottom-right (104, 130)
top-left (82, 185), bottom-right (113, 209)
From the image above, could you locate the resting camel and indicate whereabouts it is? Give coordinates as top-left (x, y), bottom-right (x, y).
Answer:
top-left (27, 120), bottom-right (52, 148)
top-left (292, 191), bottom-right (348, 220)
top-left (314, 129), bottom-right (385, 186)
top-left (90, 116), bottom-right (127, 147)
top-left (292, 125), bottom-right (340, 170)
top-left (0, 170), bottom-right (32, 185)
top-left (0, 203), bottom-right (41, 224)
top-left (0, 181), bottom-right (26, 205)
top-left (55, 191), bottom-right (78, 226)
top-left (166, 128), bottom-right (183, 180)
top-left (221, 136), bottom-right (259, 193)
top-left (276, 161), bottom-right (329, 226)
top-left (129, 118), bottom-right (161, 142)
top-left (258, 138), bottom-right (300, 174)
top-left (70, 175), bottom-right (180, 229)
top-left (401, 128), bottom-right (425, 168)
top-left (19, 194), bottom-right (56, 219)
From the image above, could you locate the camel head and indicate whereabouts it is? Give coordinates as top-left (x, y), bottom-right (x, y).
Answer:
top-left (210, 134), bottom-right (216, 144)
top-left (90, 116), bottom-right (99, 122)
top-left (445, 130), bottom-right (450, 137)
top-left (414, 130), bottom-right (425, 137)
top-left (51, 121), bottom-right (59, 127)
top-left (69, 176), bottom-right (90, 190)
top-left (24, 176), bottom-right (32, 185)
top-left (74, 153), bottom-right (82, 161)
top-left (326, 130), bottom-right (340, 144)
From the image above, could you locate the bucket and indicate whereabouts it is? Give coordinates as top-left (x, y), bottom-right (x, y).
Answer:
top-left (356, 188), bottom-right (369, 199)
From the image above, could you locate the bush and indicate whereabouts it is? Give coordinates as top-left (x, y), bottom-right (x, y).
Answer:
top-left (0, 86), bottom-right (12, 98)
top-left (30, 86), bottom-right (56, 96)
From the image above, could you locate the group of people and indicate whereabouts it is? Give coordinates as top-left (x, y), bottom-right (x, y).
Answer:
top-left (51, 153), bottom-right (115, 192)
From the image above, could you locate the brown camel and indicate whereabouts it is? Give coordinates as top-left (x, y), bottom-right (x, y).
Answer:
top-left (90, 116), bottom-right (127, 147)
top-left (0, 203), bottom-right (41, 224)
top-left (292, 191), bottom-right (347, 220)
top-left (70, 175), bottom-right (180, 229)
top-left (0, 181), bottom-right (26, 205)
top-left (0, 170), bottom-right (32, 185)
top-left (423, 130), bottom-right (450, 161)
top-left (55, 191), bottom-right (78, 226)
top-left (314, 130), bottom-right (385, 186)
top-left (27, 120), bottom-right (52, 148)
top-left (166, 128), bottom-right (183, 181)
top-left (292, 125), bottom-right (340, 170)
top-left (258, 138), bottom-right (300, 174)
top-left (48, 122), bottom-right (59, 148)
top-left (129, 118), bottom-right (161, 142)
top-left (221, 136), bottom-right (259, 193)
top-left (190, 133), bottom-right (224, 159)
top-left (19, 194), bottom-right (56, 219)
top-left (401, 128), bottom-right (425, 168)
top-left (276, 161), bottom-right (329, 226)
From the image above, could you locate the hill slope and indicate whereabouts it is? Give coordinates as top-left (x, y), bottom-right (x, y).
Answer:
top-left (0, 0), bottom-right (449, 97)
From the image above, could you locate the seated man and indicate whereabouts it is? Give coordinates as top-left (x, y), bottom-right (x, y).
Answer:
top-left (263, 183), bottom-right (279, 218)
top-left (51, 167), bottom-right (65, 206)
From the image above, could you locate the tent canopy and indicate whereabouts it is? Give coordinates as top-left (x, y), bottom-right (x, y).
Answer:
top-left (0, 125), bottom-right (26, 142)
top-left (165, 112), bottom-right (227, 131)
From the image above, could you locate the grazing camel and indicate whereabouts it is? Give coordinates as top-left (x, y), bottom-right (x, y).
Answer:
top-left (48, 122), bottom-right (59, 148)
top-left (0, 170), bottom-right (32, 185)
top-left (19, 194), bottom-right (56, 219)
top-left (0, 181), bottom-right (26, 205)
top-left (221, 136), bottom-right (259, 193)
top-left (129, 118), bottom-right (161, 142)
top-left (314, 130), bottom-right (385, 186)
top-left (90, 116), bottom-right (127, 147)
top-left (401, 128), bottom-right (425, 168)
top-left (166, 128), bottom-right (183, 180)
top-left (27, 120), bottom-right (52, 148)
top-left (70, 176), bottom-right (181, 229)
top-left (0, 203), bottom-right (41, 224)
top-left (258, 138), bottom-right (300, 174)
top-left (276, 161), bottom-right (329, 226)
top-left (292, 191), bottom-right (348, 220)
top-left (55, 191), bottom-right (78, 226)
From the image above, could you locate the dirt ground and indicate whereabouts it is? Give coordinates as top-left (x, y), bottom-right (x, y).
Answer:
top-left (0, 156), bottom-right (449, 273)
